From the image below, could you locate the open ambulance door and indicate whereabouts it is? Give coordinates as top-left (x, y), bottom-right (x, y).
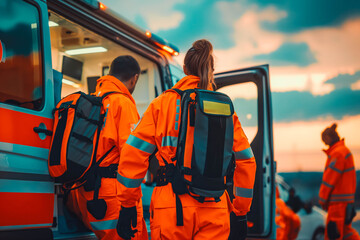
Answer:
top-left (215, 65), bottom-right (276, 239)
top-left (0, 0), bottom-right (55, 238)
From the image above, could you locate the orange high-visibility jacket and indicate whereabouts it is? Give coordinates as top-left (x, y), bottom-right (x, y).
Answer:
top-left (319, 139), bottom-right (357, 205)
top-left (95, 75), bottom-right (140, 168)
top-left (276, 188), bottom-right (301, 240)
top-left (66, 75), bottom-right (149, 239)
top-left (117, 75), bottom-right (256, 216)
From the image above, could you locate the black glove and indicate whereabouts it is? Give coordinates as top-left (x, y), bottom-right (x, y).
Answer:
top-left (327, 221), bottom-right (340, 240)
top-left (229, 212), bottom-right (247, 240)
top-left (116, 206), bottom-right (138, 240)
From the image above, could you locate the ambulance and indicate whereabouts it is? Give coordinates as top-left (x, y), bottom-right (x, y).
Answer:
top-left (0, 0), bottom-right (276, 239)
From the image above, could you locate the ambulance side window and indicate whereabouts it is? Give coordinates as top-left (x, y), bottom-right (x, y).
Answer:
top-left (0, 0), bottom-right (43, 110)
top-left (169, 63), bottom-right (185, 85)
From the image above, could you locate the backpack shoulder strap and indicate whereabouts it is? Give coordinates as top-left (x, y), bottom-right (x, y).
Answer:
top-left (166, 88), bottom-right (197, 97)
top-left (171, 88), bottom-right (184, 96)
top-left (101, 91), bottom-right (123, 100)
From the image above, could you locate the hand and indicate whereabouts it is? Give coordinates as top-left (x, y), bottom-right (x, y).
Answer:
top-left (229, 212), bottom-right (247, 240)
top-left (116, 206), bottom-right (138, 240)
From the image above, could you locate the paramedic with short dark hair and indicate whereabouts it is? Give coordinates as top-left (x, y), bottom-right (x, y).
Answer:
top-left (66, 55), bottom-right (148, 240)
top-left (116, 40), bottom-right (256, 240)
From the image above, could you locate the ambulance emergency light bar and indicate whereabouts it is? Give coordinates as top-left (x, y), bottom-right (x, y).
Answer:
top-left (78, 0), bottom-right (107, 10)
top-left (145, 31), bottom-right (180, 56)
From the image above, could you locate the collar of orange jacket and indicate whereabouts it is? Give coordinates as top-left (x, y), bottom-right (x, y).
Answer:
top-left (323, 138), bottom-right (345, 155)
top-left (173, 75), bottom-right (213, 91)
top-left (95, 75), bottom-right (135, 105)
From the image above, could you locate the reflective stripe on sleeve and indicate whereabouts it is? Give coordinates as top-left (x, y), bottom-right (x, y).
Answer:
top-left (344, 232), bottom-right (354, 239)
top-left (319, 197), bottom-right (327, 203)
top-left (161, 136), bottom-right (178, 147)
top-left (117, 173), bottom-right (143, 188)
top-left (345, 153), bottom-right (352, 159)
top-left (329, 197), bottom-right (354, 202)
top-left (90, 220), bottom-right (117, 231)
top-left (330, 193), bottom-right (355, 202)
top-left (343, 167), bottom-right (355, 173)
top-left (235, 186), bottom-right (253, 198)
top-left (126, 135), bottom-right (156, 154)
top-left (322, 181), bottom-right (334, 188)
top-left (331, 193), bottom-right (354, 198)
top-left (234, 147), bottom-right (254, 160)
top-left (329, 161), bottom-right (342, 174)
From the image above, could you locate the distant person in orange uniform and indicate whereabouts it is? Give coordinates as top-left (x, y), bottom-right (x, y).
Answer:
top-left (276, 187), bottom-right (301, 240)
top-left (66, 56), bottom-right (148, 240)
top-left (319, 123), bottom-right (360, 240)
top-left (115, 40), bottom-right (256, 240)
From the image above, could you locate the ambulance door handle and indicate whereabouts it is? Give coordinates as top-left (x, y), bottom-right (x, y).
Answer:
top-left (33, 123), bottom-right (53, 140)
top-left (33, 127), bottom-right (53, 136)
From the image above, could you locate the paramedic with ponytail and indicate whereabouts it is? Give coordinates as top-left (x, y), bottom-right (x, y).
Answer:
top-left (319, 123), bottom-right (359, 240)
top-left (116, 40), bottom-right (256, 239)
top-left (66, 56), bottom-right (148, 240)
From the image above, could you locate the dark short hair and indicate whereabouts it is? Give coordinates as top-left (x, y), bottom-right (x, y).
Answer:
top-left (109, 55), bottom-right (140, 81)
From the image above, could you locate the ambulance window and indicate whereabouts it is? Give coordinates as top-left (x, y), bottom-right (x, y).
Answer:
top-left (48, 11), bottom-right (159, 116)
top-left (217, 82), bottom-right (258, 142)
top-left (0, 0), bottom-right (43, 110)
top-left (169, 63), bottom-right (185, 85)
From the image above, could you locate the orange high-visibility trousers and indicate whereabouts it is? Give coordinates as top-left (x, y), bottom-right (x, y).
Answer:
top-left (67, 183), bottom-right (148, 240)
top-left (149, 201), bottom-right (230, 240)
top-left (276, 196), bottom-right (301, 240)
top-left (287, 212), bottom-right (301, 240)
top-left (325, 203), bottom-right (360, 240)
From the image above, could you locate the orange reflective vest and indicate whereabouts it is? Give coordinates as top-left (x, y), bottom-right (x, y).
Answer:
top-left (319, 139), bottom-right (357, 205)
top-left (117, 75), bottom-right (256, 216)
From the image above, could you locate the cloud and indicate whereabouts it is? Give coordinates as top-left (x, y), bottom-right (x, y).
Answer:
top-left (252, 42), bottom-right (317, 67)
top-left (233, 88), bottom-right (360, 127)
top-left (291, 18), bottom-right (360, 73)
top-left (324, 70), bottom-right (360, 89)
top-left (213, 6), bottom-right (287, 71)
top-left (156, 0), bottom-right (241, 51)
top-left (253, 0), bottom-right (360, 32)
top-left (101, 0), bottom-right (184, 31)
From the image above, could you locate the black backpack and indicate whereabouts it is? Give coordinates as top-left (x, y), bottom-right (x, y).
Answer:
top-left (157, 88), bottom-right (235, 226)
top-left (48, 91), bottom-right (119, 220)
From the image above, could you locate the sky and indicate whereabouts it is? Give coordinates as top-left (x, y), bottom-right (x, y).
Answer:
top-left (102, 0), bottom-right (360, 172)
